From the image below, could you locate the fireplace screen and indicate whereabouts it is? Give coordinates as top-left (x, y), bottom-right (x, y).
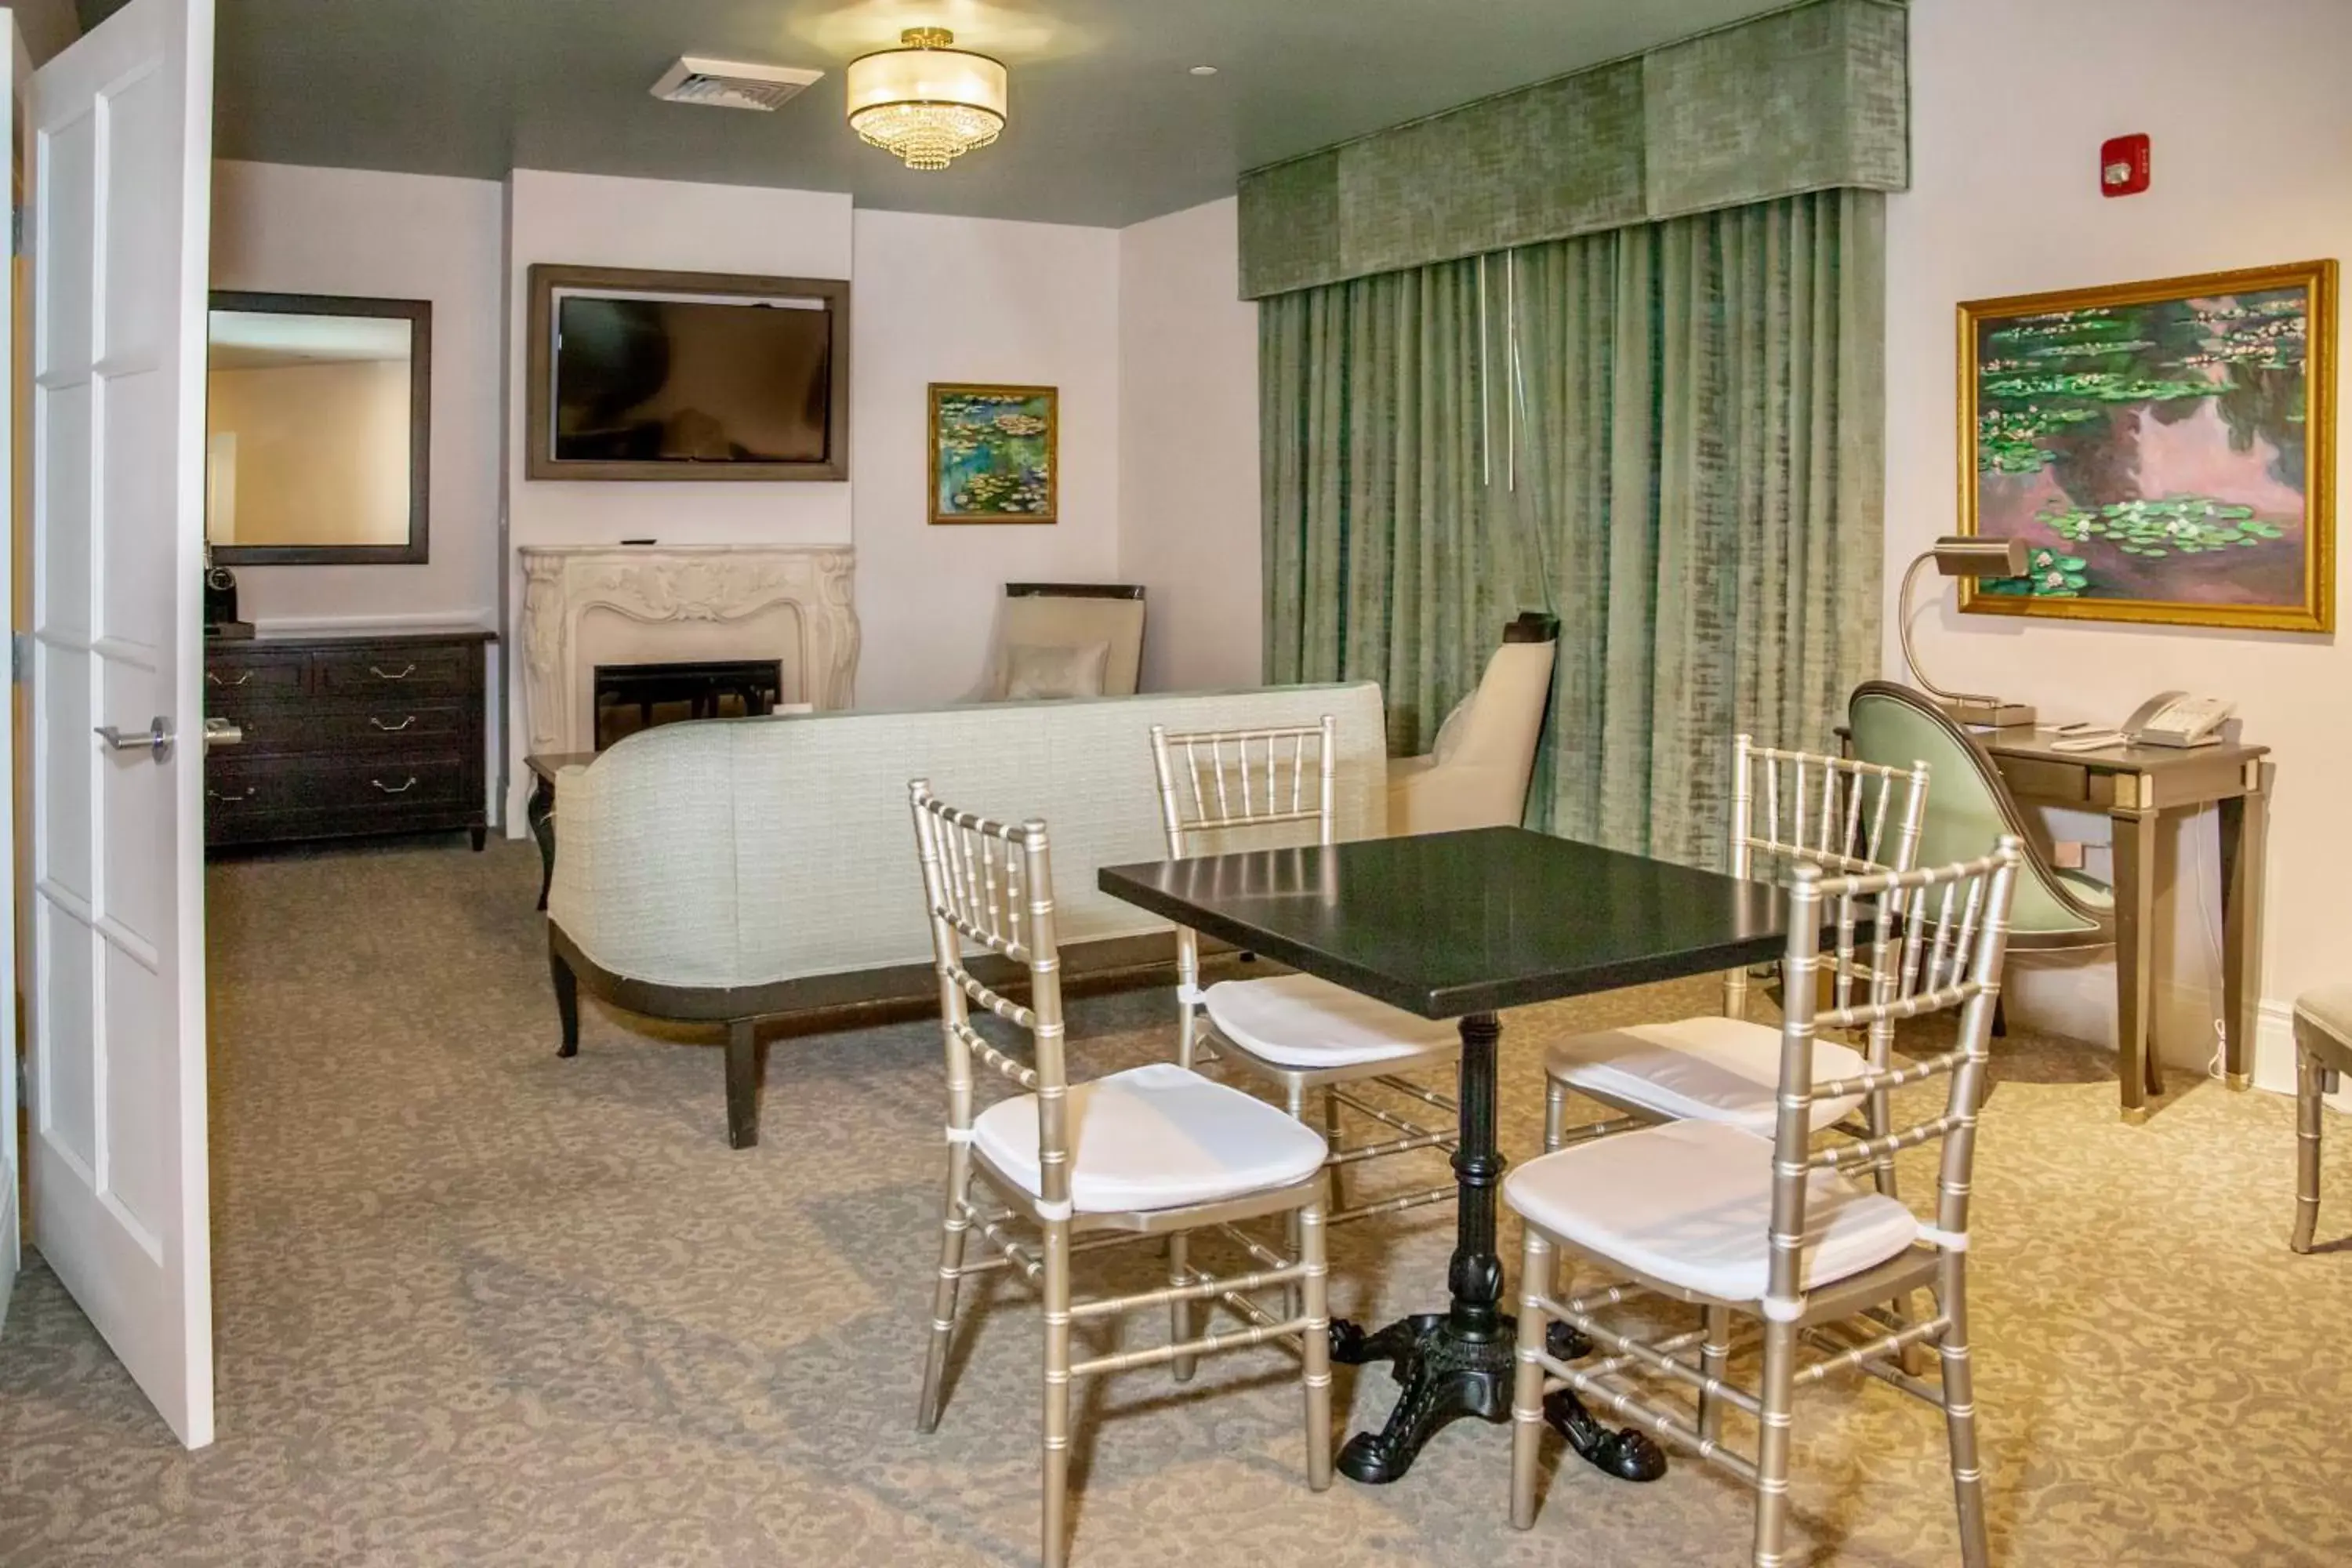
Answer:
top-left (593, 659), bottom-right (783, 750)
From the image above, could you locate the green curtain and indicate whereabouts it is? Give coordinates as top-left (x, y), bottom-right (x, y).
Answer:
top-left (1261, 189), bottom-right (1885, 867)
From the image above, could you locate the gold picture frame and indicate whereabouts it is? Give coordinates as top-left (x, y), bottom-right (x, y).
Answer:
top-left (928, 382), bottom-right (1058, 525)
top-left (1957, 258), bottom-right (2336, 633)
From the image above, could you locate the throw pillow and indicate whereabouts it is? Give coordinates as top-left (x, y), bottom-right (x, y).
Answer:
top-left (1004, 641), bottom-right (1110, 701)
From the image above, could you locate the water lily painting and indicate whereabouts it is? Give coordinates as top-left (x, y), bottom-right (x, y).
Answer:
top-left (1958, 261), bottom-right (2336, 633)
top-left (929, 383), bottom-right (1058, 524)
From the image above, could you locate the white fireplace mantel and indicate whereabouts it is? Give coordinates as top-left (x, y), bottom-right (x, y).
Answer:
top-left (517, 543), bottom-right (858, 756)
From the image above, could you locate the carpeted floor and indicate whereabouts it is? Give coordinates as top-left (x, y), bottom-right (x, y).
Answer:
top-left (2, 835), bottom-right (2350, 1566)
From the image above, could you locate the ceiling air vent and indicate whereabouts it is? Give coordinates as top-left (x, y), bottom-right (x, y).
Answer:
top-left (650, 56), bottom-right (824, 112)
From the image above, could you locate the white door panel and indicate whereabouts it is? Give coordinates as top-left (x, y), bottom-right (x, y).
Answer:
top-left (0, 9), bottom-right (25, 1343)
top-left (24, 0), bottom-right (214, 1446)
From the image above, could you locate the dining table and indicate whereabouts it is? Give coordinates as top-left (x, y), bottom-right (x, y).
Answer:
top-left (1099, 825), bottom-right (1790, 1486)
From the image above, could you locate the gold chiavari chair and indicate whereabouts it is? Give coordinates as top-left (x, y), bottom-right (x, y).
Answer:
top-left (1542, 738), bottom-right (1933, 1185)
top-left (1147, 718), bottom-right (1461, 1308)
top-left (1507, 838), bottom-right (2023, 1568)
top-left (907, 782), bottom-right (1334, 1568)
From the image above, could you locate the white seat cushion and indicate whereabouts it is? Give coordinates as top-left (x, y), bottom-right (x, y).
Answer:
top-left (971, 1062), bottom-right (1330, 1214)
top-left (1504, 1120), bottom-right (1920, 1303)
top-left (1205, 973), bottom-right (1461, 1071)
top-left (1544, 1015), bottom-right (1867, 1134)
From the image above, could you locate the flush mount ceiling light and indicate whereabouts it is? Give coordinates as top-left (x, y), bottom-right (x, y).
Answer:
top-left (845, 27), bottom-right (1007, 171)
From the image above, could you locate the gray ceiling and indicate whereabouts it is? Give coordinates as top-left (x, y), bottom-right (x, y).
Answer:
top-left (82, 0), bottom-right (1789, 227)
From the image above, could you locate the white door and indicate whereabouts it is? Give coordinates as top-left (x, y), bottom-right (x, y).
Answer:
top-left (0, 10), bottom-right (24, 1339)
top-left (24, 0), bottom-right (216, 1446)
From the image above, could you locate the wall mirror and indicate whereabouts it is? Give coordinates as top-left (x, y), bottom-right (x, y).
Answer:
top-left (205, 291), bottom-right (430, 564)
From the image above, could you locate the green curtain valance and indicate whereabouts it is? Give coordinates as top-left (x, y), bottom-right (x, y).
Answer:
top-left (1237, 0), bottom-right (1907, 300)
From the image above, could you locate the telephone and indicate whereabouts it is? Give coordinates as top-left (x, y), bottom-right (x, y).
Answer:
top-left (2122, 691), bottom-right (2234, 749)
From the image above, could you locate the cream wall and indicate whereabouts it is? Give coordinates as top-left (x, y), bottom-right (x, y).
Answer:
top-left (210, 158), bottom-right (1288, 857)
top-left (1118, 197), bottom-right (1265, 692)
top-left (851, 207), bottom-right (1123, 710)
top-left (1888, 0), bottom-right (2352, 1094)
top-left (206, 359), bottom-right (410, 546)
top-left (497, 171), bottom-right (1130, 822)
top-left (500, 169), bottom-right (856, 550)
top-left (209, 160), bottom-right (505, 626)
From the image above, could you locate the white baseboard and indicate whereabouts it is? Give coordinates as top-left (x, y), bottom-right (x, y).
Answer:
top-left (2249, 998), bottom-right (2352, 1112)
top-left (2004, 960), bottom-right (2339, 1112)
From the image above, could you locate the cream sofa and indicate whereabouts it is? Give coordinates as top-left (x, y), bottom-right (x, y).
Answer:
top-left (546, 681), bottom-right (1388, 1147)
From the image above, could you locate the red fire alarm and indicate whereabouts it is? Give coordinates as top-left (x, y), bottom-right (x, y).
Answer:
top-left (2101, 133), bottom-right (2151, 197)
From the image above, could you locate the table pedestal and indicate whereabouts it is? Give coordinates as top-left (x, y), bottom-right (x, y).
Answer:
top-left (1330, 1012), bottom-right (1667, 1485)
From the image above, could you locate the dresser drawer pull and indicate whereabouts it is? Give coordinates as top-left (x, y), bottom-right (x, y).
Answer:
top-left (369, 715), bottom-right (418, 732)
top-left (369, 663), bottom-right (416, 681)
top-left (206, 670), bottom-right (254, 688)
top-left (206, 786), bottom-right (259, 803)
top-left (372, 775), bottom-right (420, 794)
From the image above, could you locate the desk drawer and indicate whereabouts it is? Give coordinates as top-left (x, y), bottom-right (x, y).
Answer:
top-left (314, 644), bottom-right (475, 700)
top-left (1993, 757), bottom-right (2091, 805)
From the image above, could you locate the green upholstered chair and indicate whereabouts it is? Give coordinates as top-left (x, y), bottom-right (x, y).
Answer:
top-left (1846, 682), bottom-right (2113, 954)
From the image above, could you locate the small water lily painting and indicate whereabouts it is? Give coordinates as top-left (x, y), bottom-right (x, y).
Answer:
top-left (929, 383), bottom-right (1058, 524)
top-left (1959, 260), bottom-right (2336, 633)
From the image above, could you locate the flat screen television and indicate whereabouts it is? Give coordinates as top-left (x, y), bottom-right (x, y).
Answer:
top-left (526, 264), bottom-right (851, 481)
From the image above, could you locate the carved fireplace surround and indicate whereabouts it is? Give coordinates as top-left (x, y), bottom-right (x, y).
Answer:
top-left (518, 544), bottom-right (859, 757)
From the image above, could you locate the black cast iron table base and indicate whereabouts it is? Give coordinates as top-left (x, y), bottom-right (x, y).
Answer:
top-left (1327, 1011), bottom-right (1667, 1486)
top-left (1326, 1313), bottom-right (1665, 1485)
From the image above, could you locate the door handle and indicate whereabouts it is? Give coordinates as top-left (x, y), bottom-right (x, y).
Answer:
top-left (204, 717), bottom-right (244, 751)
top-left (372, 776), bottom-right (419, 794)
top-left (368, 715), bottom-right (416, 732)
top-left (205, 670), bottom-right (254, 688)
top-left (95, 717), bottom-right (172, 761)
top-left (370, 663), bottom-right (416, 681)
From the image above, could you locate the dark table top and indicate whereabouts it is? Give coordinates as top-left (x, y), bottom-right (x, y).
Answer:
top-left (1099, 826), bottom-right (1788, 1021)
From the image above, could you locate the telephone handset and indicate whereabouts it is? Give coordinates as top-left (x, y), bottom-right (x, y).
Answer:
top-left (2122, 691), bottom-right (2234, 749)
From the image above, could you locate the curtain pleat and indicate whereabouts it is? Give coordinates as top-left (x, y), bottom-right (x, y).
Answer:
top-left (1261, 190), bottom-right (1885, 865)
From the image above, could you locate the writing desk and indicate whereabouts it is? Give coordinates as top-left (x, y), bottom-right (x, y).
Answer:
top-left (1975, 726), bottom-right (2270, 1121)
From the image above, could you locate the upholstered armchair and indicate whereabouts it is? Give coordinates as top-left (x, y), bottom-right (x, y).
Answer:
top-left (969, 583), bottom-right (1147, 702)
top-left (1387, 613), bottom-right (1559, 836)
top-left (1846, 681), bottom-right (2114, 947)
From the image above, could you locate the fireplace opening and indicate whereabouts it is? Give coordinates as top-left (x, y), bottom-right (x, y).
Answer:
top-left (593, 659), bottom-right (783, 750)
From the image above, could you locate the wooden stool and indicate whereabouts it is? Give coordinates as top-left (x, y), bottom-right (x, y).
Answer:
top-left (2291, 985), bottom-right (2352, 1252)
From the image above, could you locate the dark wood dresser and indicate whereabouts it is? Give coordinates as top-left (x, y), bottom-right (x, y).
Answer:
top-left (203, 627), bottom-right (495, 850)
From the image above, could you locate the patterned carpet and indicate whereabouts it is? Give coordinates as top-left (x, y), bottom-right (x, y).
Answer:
top-left (2, 835), bottom-right (2350, 1566)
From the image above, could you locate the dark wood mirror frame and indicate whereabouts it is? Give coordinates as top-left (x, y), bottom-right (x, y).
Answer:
top-left (206, 289), bottom-right (431, 566)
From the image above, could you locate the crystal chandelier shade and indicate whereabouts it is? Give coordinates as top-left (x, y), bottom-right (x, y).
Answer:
top-left (845, 27), bottom-right (1007, 172)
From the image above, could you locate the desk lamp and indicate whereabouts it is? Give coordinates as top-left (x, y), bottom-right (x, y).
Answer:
top-left (1897, 535), bottom-right (2035, 728)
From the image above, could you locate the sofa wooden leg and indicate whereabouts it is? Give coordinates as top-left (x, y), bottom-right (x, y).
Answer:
top-left (550, 948), bottom-right (580, 1058)
top-left (727, 1018), bottom-right (760, 1149)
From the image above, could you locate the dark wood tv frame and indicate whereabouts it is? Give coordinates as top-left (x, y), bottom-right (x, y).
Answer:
top-left (524, 263), bottom-right (851, 483)
top-left (208, 290), bottom-right (432, 565)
